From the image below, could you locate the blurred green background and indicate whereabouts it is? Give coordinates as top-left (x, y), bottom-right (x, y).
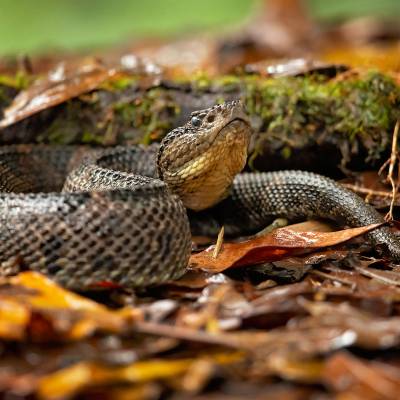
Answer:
top-left (0, 0), bottom-right (399, 55)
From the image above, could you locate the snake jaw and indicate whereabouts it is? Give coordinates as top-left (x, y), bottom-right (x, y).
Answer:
top-left (158, 101), bottom-right (252, 211)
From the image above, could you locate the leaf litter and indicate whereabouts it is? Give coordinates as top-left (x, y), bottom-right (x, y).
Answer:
top-left (0, 213), bottom-right (399, 399)
top-left (1, 50), bottom-right (400, 399)
top-left (189, 220), bottom-right (382, 272)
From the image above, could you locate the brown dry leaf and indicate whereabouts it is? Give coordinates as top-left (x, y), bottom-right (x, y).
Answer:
top-left (265, 355), bottom-right (324, 383)
top-left (322, 44), bottom-right (400, 73)
top-left (0, 272), bottom-right (140, 341)
top-left (189, 222), bottom-right (382, 273)
top-left (37, 352), bottom-right (243, 400)
top-left (166, 271), bottom-right (225, 289)
top-left (342, 170), bottom-right (400, 208)
top-left (311, 264), bottom-right (400, 312)
top-left (132, 37), bottom-right (219, 77)
top-left (323, 352), bottom-right (400, 400)
top-left (354, 263), bottom-right (400, 287)
top-left (133, 317), bottom-right (353, 361)
top-left (241, 58), bottom-right (348, 78)
top-left (299, 299), bottom-right (400, 349)
top-left (0, 59), bottom-right (137, 128)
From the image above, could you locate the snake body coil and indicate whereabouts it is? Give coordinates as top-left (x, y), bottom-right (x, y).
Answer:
top-left (0, 101), bottom-right (398, 289)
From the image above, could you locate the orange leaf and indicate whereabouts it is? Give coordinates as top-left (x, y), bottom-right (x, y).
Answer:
top-left (0, 272), bottom-right (141, 341)
top-left (189, 223), bottom-right (382, 273)
top-left (37, 352), bottom-right (243, 400)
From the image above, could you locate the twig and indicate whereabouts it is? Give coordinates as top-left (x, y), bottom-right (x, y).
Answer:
top-left (134, 320), bottom-right (243, 349)
top-left (381, 121), bottom-right (400, 221)
top-left (309, 269), bottom-right (357, 290)
top-left (353, 265), bottom-right (400, 287)
top-left (251, 218), bottom-right (288, 238)
top-left (342, 184), bottom-right (398, 199)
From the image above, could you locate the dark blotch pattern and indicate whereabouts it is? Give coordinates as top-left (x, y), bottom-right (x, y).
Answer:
top-left (202, 171), bottom-right (400, 260)
top-left (0, 144), bottom-right (190, 289)
top-left (0, 101), bottom-right (400, 290)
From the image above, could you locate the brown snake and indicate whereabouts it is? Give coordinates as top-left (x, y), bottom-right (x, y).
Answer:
top-left (0, 101), bottom-right (399, 289)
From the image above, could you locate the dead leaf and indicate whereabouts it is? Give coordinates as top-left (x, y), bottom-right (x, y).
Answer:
top-left (37, 352), bottom-right (243, 400)
top-left (0, 57), bottom-right (160, 129)
top-left (0, 272), bottom-right (140, 341)
top-left (323, 352), bottom-right (400, 400)
top-left (299, 299), bottom-right (400, 349)
top-left (241, 58), bottom-right (348, 78)
top-left (190, 222), bottom-right (382, 273)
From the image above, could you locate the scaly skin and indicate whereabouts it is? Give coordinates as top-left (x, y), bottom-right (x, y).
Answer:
top-left (199, 171), bottom-right (400, 260)
top-left (0, 101), bottom-right (398, 289)
top-left (0, 145), bottom-right (190, 289)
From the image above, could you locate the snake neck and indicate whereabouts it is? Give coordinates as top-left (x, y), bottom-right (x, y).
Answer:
top-left (157, 101), bottom-right (252, 211)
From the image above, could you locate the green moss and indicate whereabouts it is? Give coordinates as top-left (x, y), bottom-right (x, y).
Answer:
top-left (100, 75), bottom-right (137, 91)
top-left (81, 131), bottom-right (105, 144)
top-left (0, 72), bottom-right (31, 90)
top-left (0, 73), bottom-right (29, 109)
top-left (113, 87), bottom-right (180, 145)
top-left (184, 73), bottom-right (242, 93)
top-left (242, 71), bottom-right (400, 167)
top-left (2, 69), bottom-right (399, 171)
top-left (37, 102), bottom-right (84, 144)
top-left (191, 73), bottom-right (213, 91)
top-left (281, 146), bottom-right (292, 159)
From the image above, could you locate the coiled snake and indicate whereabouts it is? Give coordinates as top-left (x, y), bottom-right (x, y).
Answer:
top-left (0, 101), bottom-right (399, 289)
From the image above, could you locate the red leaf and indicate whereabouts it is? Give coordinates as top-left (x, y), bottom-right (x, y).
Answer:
top-left (189, 222), bottom-right (382, 273)
top-left (89, 281), bottom-right (123, 289)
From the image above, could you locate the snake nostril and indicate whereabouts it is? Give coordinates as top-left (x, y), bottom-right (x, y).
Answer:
top-left (207, 114), bottom-right (215, 123)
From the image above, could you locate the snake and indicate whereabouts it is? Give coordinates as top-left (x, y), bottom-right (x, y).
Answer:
top-left (0, 100), bottom-right (399, 289)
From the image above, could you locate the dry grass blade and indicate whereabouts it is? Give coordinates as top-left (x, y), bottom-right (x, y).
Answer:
top-left (353, 264), bottom-right (400, 286)
top-left (212, 226), bottom-right (225, 259)
top-left (378, 121), bottom-right (400, 221)
top-left (342, 184), bottom-right (399, 199)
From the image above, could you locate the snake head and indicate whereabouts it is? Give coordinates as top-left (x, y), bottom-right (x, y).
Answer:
top-left (157, 100), bottom-right (252, 211)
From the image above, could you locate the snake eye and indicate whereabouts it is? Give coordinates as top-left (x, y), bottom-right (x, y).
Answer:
top-left (191, 116), bottom-right (202, 127)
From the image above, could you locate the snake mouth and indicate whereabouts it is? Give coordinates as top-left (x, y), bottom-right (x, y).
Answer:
top-left (197, 116), bottom-right (251, 158)
top-left (214, 117), bottom-right (251, 139)
top-left (219, 117), bottom-right (251, 132)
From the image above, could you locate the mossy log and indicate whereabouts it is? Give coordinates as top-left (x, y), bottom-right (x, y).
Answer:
top-left (0, 71), bottom-right (399, 175)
